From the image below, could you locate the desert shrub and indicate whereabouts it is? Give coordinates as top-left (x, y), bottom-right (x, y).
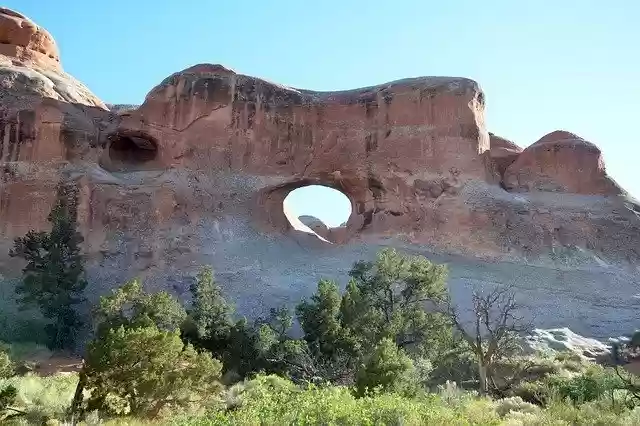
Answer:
top-left (506, 363), bottom-right (627, 409)
top-left (547, 365), bottom-right (624, 405)
top-left (436, 380), bottom-right (471, 405)
top-left (0, 373), bottom-right (78, 424)
top-left (511, 380), bottom-right (551, 406)
top-left (488, 352), bottom-right (597, 405)
top-left (173, 374), bottom-right (501, 426)
top-left (494, 396), bottom-right (540, 418)
top-left (84, 409), bottom-right (104, 425)
top-left (514, 398), bottom-right (638, 425)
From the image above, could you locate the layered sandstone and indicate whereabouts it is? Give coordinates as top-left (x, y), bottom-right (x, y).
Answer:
top-left (0, 8), bottom-right (639, 340)
top-left (0, 8), bottom-right (110, 242)
top-left (110, 63), bottom-right (490, 241)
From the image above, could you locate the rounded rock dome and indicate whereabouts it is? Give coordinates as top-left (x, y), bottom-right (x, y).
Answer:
top-left (0, 8), bottom-right (61, 69)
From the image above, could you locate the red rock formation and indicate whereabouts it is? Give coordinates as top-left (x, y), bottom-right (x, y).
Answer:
top-left (0, 8), bottom-right (639, 340)
top-left (112, 64), bottom-right (490, 238)
top-left (0, 7), bottom-right (637, 283)
top-left (504, 130), bottom-right (623, 195)
top-left (0, 8), bottom-right (111, 242)
top-left (0, 8), bottom-right (60, 70)
top-left (489, 133), bottom-right (522, 176)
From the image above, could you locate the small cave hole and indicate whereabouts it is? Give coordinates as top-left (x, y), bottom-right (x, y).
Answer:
top-left (283, 185), bottom-right (352, 243)
top-left (108, 134), bottom-right (158, 166)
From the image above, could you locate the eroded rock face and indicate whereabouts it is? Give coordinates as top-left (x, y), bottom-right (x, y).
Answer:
top-left (504, 131), bottom-right (623, 195)
top-left (0, 9), bottom-right (111, 242)
top-left (110, 63), bottom-right (490, 243)
top-left (489, 133), bottom-right (522, 177)
top-left (0, 8), bottom-right (639, 340)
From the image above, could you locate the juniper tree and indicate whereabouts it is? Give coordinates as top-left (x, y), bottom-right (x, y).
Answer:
top-left (182, 266), bottom-right (234, 349)
top-left (295, 248), bottom-right (458, 385)
top-left (339, 248), bottom-right (453, 358)
top-left (85, 326), bottom-right (223, 418)
top-left (10, 182), bottom-right (87, 350)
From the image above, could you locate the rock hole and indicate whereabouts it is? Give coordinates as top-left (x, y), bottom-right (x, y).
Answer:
top-left (283, 185), bottom-right (352, 243)
top-left (107, 132), bottom-right (158, 169)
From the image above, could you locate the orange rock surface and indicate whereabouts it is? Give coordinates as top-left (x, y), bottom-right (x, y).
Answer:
top-left (0, 8), bottom-right (60, 70)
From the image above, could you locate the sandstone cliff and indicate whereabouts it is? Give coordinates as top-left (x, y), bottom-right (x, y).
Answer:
top-left (1, 8), bottom-right (639, 339)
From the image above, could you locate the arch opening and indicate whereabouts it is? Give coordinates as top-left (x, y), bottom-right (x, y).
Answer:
top-left (283, 185), bottom-right (352, 243)
top-left (107, 133), bottom-right (158, 167)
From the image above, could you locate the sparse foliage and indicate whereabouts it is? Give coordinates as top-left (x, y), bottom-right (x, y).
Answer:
top-left (611, 330), bottom-right (640, 403)
top-left (443, 284), bottom-right (530, 394)
top-left (10, 182), bottom-right (87, 349)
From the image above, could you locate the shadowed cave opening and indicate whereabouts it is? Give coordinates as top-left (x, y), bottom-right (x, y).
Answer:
top-left (283, 185), bottom-right (352, 243)
top-left (108, 133), bottom-right (158, 167)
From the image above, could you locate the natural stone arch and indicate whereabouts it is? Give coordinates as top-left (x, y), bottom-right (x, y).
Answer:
top-left (284, 184), bottom-right (353, 243)
top-left (252, 175), bottom-right (373, 244)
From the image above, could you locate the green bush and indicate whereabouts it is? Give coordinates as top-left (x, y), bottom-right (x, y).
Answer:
top-left (173, 374), bottom-right (500, 426)
top-left (548, 365), bottom-right (624, 405)
top-left (354, 338), bottom-right (418, 397)
top-left (0, 373), bottom-right (78, 423)
top-left (494, 396), bottom-right (539, 418)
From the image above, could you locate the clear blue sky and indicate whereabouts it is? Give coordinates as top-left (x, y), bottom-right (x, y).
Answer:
top-left (9, 1), bottom-right (639, 226)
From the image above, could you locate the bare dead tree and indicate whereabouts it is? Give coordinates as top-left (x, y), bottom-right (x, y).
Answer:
top-left (441, 284), bottom-right (531, 395)
top-left (611, 339), bottom-right (640, 405)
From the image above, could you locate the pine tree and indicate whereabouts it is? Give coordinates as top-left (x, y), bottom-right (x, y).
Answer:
top-left (10, 181), bottom-right (87, 350)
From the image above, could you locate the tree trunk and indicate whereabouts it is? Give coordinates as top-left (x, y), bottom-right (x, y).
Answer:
top-left (69, 367), bottom-right (87, 424)
top-left (477, 361), bottom-right (488, 395)
top-left (149, 399), bottom-right (167, 419)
